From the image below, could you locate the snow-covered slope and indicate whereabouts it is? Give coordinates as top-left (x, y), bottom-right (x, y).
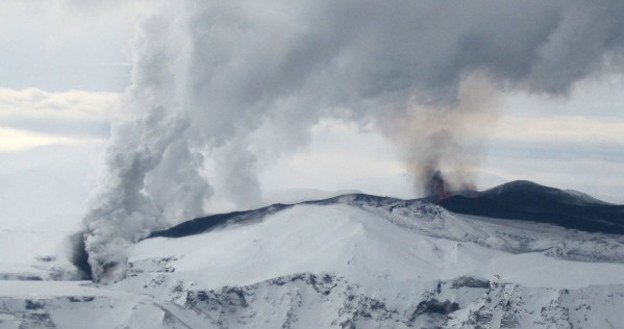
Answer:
top-left (3, 185), bottom-right (624, 328)
top-left (133, 202), bottom-right (624, 288)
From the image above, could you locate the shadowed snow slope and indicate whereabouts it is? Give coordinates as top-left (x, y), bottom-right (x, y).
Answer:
top-left (133, 203), bottom-right (624, 289)
top-left (3, 182), bottom-right (624, 328)
top-left (439, 180), bottom-right (624, 234)
top-left (149, 181), bottom-right (624, 240)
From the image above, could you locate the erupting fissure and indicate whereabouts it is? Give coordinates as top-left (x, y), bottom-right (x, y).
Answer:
top-left (429, 170), bottom-right (450, 203)
top-left (425, 170), bottom-right (480, 203)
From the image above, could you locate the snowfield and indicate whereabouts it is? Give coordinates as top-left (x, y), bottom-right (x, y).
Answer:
top-left (2, 192), bottom-right (624, 328)
top-left (129, 203), bottom-right (624, 289)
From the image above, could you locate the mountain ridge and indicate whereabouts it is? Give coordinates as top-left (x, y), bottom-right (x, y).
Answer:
top-left (11, 180), bottom-right (624, 329)
top-left (148, 180), bottom-right (624, 241)
top-left (439, 180), bottom-right (624, 235)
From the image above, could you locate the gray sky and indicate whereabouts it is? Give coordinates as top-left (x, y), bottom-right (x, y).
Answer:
top-left (1, 0), bottom-right (624, 224)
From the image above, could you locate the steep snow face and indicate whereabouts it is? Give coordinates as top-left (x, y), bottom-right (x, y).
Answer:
top-left (129, 203), bottom-right (624, 289)
top-left (3, 196), bottom-right (624, 328)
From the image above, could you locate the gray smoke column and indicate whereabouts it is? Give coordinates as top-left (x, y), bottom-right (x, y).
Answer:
top-left (82, 13), bottom-right (214, 282)
top-left (380, 73), bottom-right (501, 196)
top-left (82, 0), bottom-right (624, 282)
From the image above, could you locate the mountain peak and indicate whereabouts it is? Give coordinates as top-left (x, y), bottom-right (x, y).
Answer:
top-left (439, 180), bottom-right (624, 234)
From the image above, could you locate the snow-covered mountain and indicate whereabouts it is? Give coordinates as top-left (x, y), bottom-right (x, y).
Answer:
top-left (3, 181), bottom-right (624, 328)
top-left (438, 180), bottom-right (624, 235)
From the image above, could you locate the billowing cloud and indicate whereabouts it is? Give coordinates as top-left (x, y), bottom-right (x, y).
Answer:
top-left (81, 0), bottom-right (624, 282)
top-left (0, 0), bottom-right (143, 91)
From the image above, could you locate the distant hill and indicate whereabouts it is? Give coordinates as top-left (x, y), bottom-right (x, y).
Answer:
top-left (438, 180), bottom-right (624, 235)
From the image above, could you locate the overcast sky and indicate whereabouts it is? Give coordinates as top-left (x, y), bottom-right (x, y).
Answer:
top-left (1, 0), bottom-right (624, 233)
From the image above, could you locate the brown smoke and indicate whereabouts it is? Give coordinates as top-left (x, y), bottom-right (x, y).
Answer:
top-left (426, 169), bottom-right (448, 201)
top-left (380, 73), bottom-right (500, 197)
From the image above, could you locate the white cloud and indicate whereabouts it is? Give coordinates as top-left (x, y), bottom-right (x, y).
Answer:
top-left (0, 88), bottom-right (121, 120)
top-left (0, 127), bottom-right (99, 153)
top-left (0, 88), bottom-right (121, 151)
top-left (493, 114), bottom-right (624, 145)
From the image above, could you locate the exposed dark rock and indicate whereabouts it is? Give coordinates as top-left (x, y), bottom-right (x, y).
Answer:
top-left (69, 232), bottom-right (92, 281)
top-left (451, 276), bottom-right (490, 289)
top-left (438, 180), bottom-right (624, 235)
top-left (412, 298), bottom-right (460, 317)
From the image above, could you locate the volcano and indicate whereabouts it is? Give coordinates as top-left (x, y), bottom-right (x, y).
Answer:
top-left (6, 180), bottom-right (624, 329)
top-left (148, 180), bottom-right (624, 240)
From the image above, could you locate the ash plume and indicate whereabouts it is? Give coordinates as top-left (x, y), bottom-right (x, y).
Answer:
top-left (381, 73), bottom-right (500, 196)
top-left (80, 0), bottom-right (624, 282)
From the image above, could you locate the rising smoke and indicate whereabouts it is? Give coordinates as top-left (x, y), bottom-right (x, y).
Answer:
top-left (81, 0), bottom-right (624, 282)
top-left (380, 72), bottom-right (501, 196)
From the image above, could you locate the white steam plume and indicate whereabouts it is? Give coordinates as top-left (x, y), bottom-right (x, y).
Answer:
top-left (82, 0), bottom-right (624, 282)
top-left (83, 13), bottom-right (213, 282)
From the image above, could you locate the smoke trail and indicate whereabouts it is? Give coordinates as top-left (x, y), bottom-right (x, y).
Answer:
top-left (82, 0), bottom-right (624, 282)
top-left (82, 13), bottom-right (214, 282)
top-left (380, 73), bottom-right (501, 196)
